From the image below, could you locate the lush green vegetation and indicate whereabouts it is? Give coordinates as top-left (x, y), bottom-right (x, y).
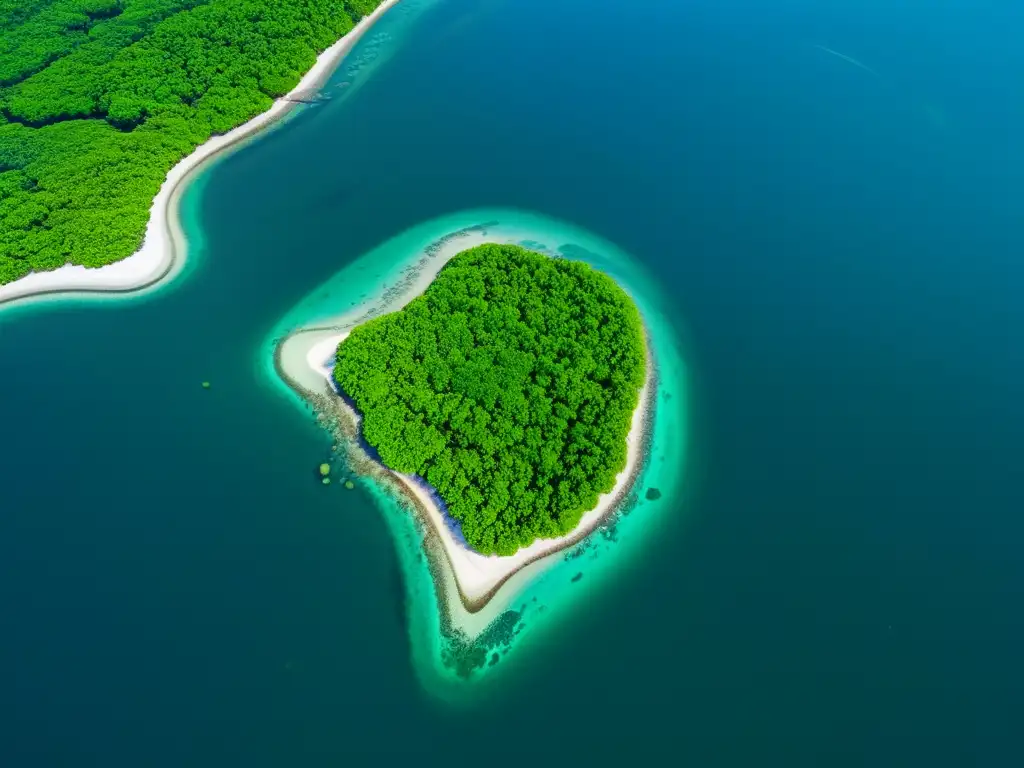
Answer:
top-left (333, 245), bottom-right (647, 556)
top-left (0, 0), bottom-right (384, 285)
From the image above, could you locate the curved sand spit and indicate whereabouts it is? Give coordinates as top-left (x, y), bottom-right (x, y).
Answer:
top-left (0, 0), bottom-right (402, 308)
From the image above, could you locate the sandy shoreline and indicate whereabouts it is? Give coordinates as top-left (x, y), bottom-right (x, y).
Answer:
top-left (0, 0), bottom-right (402, 309)
top-left (275, 233), bottom-right (655, 638)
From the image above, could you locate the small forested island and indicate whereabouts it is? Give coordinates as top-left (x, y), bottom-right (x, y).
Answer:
top-left (333, 244), bottom-right (647, 556)
top-left (0, 0), bottom-right (386, 285)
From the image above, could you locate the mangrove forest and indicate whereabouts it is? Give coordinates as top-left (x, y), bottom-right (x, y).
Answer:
top-left (0, 0), bottom-right (384, 285)
top-left (333, 244), bottom-right (647, 556)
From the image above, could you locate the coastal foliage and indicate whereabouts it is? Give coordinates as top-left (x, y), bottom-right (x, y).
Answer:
top-left (333, 245), bottom-right (647, 556)
top-left (0, 0), bottom-right (383, 285)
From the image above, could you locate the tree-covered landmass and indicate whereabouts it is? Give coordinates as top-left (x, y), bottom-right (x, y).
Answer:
top-left (333, 245), bottom-right (647, 556)
top-left (0, 0), bottom-right (383, 285)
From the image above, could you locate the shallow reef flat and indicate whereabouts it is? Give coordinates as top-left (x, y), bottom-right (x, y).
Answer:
top-left (265, 209), bottom-right (690, 696)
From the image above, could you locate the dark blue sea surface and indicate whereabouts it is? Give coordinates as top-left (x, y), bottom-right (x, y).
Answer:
top-left (2, 0), bottom-right (1022, 763)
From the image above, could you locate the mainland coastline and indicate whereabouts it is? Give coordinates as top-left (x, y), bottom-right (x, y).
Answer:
top-left (274, 231), bottom-right (656, 639)
top-left (0, 0), bottom-right (402, 309)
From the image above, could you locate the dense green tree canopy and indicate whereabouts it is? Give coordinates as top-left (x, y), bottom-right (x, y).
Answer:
top-left (333, 245), bottom-right (647, 556)
top-left (0, 0), bottom-right (382, 285)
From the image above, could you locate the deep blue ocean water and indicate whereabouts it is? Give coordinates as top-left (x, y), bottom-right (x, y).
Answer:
top-left (2, 0), bottom-right (1022, 764)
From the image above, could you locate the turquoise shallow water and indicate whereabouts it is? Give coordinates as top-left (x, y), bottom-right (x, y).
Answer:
top-left (262, 209), bottom-right (690, 696)
top-left (2, 0), bottom-right (1023, 764)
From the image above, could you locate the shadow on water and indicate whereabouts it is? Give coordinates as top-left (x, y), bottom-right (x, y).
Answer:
top-left (387, 537), bottom-right (410, 632)
top-left (409, 475), bottom-right (472, 548)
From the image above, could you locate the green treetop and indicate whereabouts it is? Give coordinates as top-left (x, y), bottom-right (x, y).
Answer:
top-left (333, 244), bottom-right (647, 556)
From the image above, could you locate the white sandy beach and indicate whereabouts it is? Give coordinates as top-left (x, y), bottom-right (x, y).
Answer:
top-left (279, 294), bottom-right (652, 639)
top-left (0, 0), bottom-right (402, 308)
